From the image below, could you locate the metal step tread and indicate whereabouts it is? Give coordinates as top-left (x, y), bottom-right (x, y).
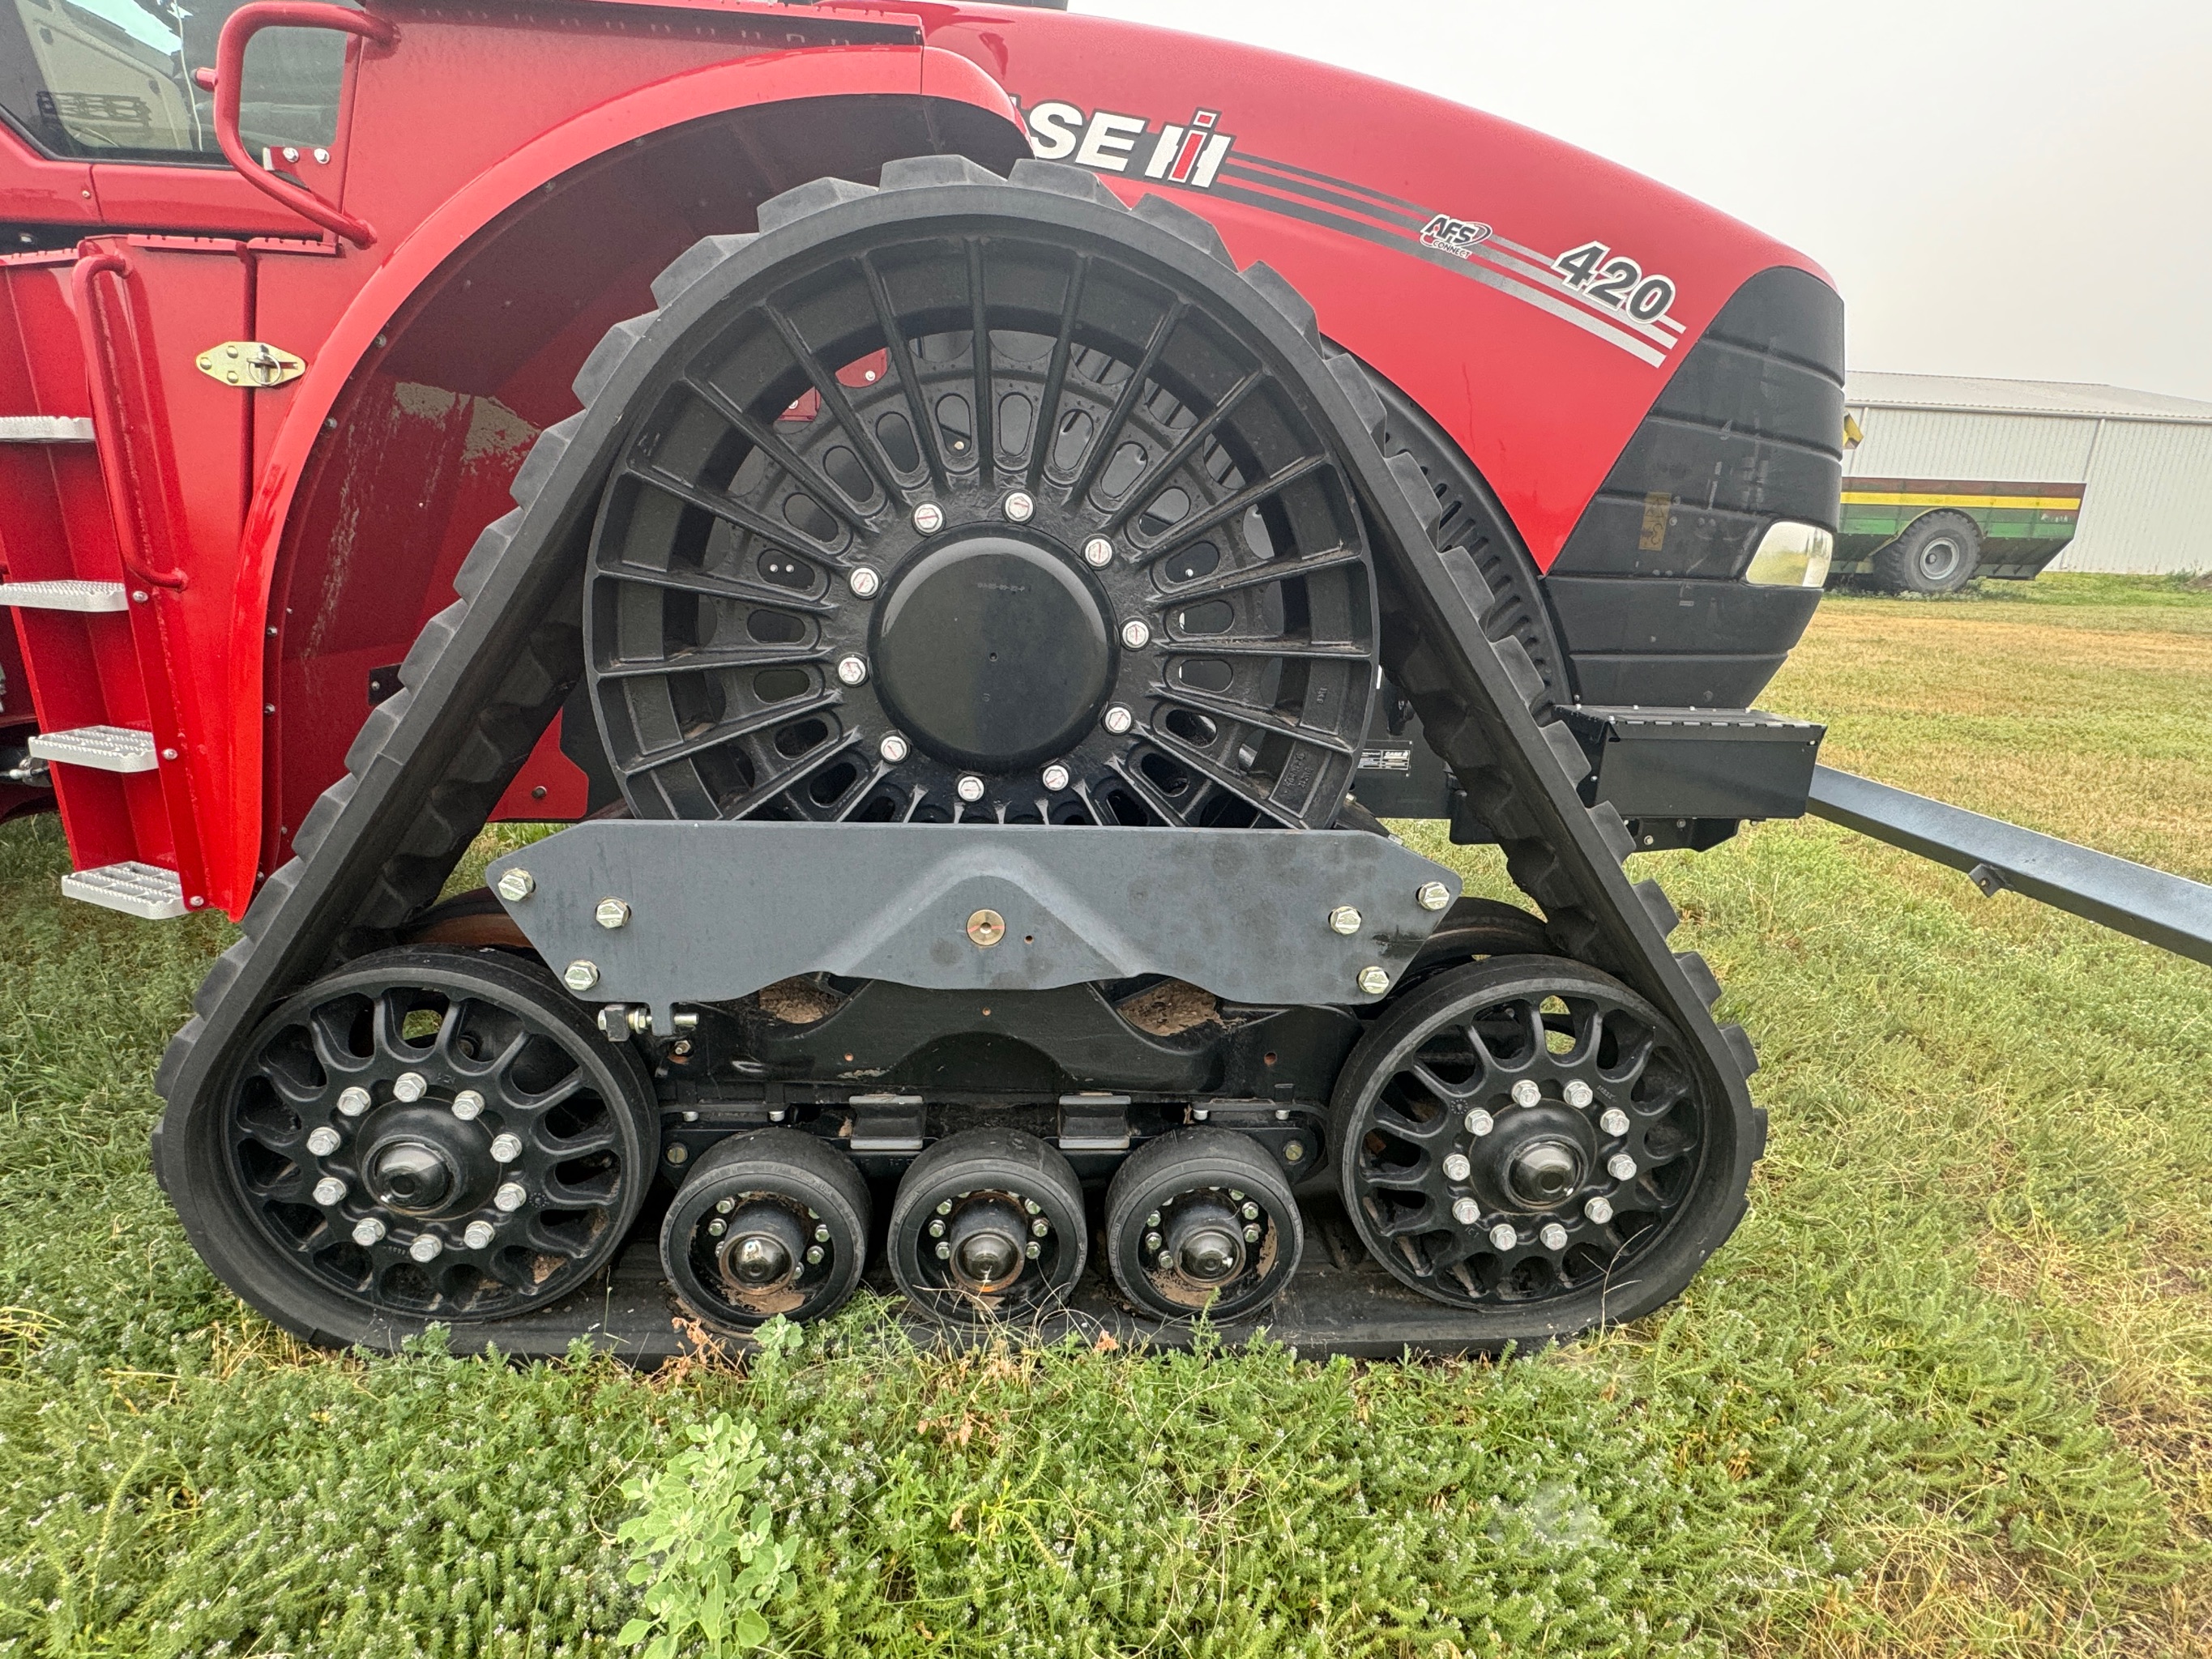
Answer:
top-left (0, 416), bottom-right (95, 443)
top-left (0, 579), bottom-right (129, 613)
top-left (61, 860), bottom-right (186, 920)
top-left (28, 723), bottom-right (156, 773)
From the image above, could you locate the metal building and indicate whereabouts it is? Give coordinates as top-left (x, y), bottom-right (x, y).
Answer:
top-left (1844, 372), bottom-right (2212, 575)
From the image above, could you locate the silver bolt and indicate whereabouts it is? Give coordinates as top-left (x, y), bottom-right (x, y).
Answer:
top-left (1416, 881), bottom-right (1451, 912)
top-left (1599, 1107), bottom-right (1630, 1137)
top-left (1356, 965), bottom-right (1390, 996)
top-left (1040, 762), bottom-right (1070, 792)
top-left (1442, 1153), bottom-right (1471, 1182)
top-left (1466, 1108), bottom-right (1495, 1137)
top-left (352, 1217), bottom-right (386, 1246)
top-left (409, 1234), bottom-right (443, 1264)
top-left (392, 1072), bottom-right (427, 1102)
top-left (1031, 1218), bottom-right (1049, 1238)
top-left (1510, 1080), bottom-right (1541, 1108)
top-left (666, 1145), bottom-right (688, 1166)
top-left (563, 961), bottom-right (600, 992)
top-left (490, 1132), bottom-right (523, 1163)
top-left (312, 147), bottom-right (330, 164)
top-left (813, 1224), bottom-right (831, 1243)
top-left (1284, 1141), bottom-right (1305, 1162)
top-left (1453, 1197), bottom-right (1480, 1226)
top-left (496, 868), bottom-right (534, 902)
top-left (338, 1085), bottom-right (372, 1117)
top-left (1025, 1241), bottom-right (1042, 1259)
top-left (1145, 1231), bottom-right (1162, 1251)
top-left (935, 1240), bottom-right (952, 1260)
top-left (1146, 1211), bottom-right (1162, 1228)
top-left (929, 1219), bottom-right (945, 1238)
top-left (1539, 1222), bottom-right (1569, 1252)
top-left (1564, 1080), bottom-right (1594, 1109)
top-left (1102, 705), bottom-right (1134, 736)
top-left (1242, 1223), bottom-right (1261, 1243)
top-left (307, 1127), bottom-right (342, 1157)
top-left (1241, 1201), bottom-right (1260, 1221)
top-left (716, 1197), bottom-right (735, 1213)
top-left (956, 774), bottom-right (985, 803)
top-left (912, 501), bottom-right (944, 534)
top-left (806, 1245), bottom-right (825, 1265)
top-left (313, 1175), bottom-right (347, 1205)
top-left (595, 897), bottom-right (631, 930)
top-left (1023, 1199), bottom-right (1041, 1214)
top-left (1004, 491), bottom-right (1036, 522)
top-left (161, 747), bottom-right (178, 761)
top-left (1584, 1196), bottom-right (1615, 1225)
top-left (451, 1090), bottom-right (485, 1122)
top-left (1192, 1108), bottom-right (1209, 1121)
top-left (848, 566), bottom-right (880, 598)
top-left (1120, 619), bottom-right (1151, 650)
top-left (1488, 1222), bottom-right (1518, 1252)
top-left (1607, 1153), bottom-right (1637, 1182)
top-left (879, 731), bottom-right (911, 764)
top-left (1157, 1250), bottom-right (1174, 1268)
top-left (1083, 536), bottom-right (1114, 568)
top-left (494, 1180), bottom-right (528, 1212)
top-left (1328, 906), bottom-right (1363, 936)
top-left (937, 1201), bottom-right (954, 1216)
top-left (836, 655), bottom-right (869, 686)
top-left (464, 1220), bottom-right (497, 1249)
top-left (707, 1218), bottom-right (727, 1238)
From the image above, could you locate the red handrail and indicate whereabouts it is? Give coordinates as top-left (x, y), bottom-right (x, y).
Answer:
top-left (72, 249), bottom-right (188, 590)
top-left (191, 3), bottom-right (398, 249)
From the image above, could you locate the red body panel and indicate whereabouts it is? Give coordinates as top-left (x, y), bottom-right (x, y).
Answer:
top-left (0, 0), bottom-right (1827, 919)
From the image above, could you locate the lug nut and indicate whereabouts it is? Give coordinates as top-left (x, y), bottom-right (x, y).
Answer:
top-left (393, 1072), bottom-right (427, 1102)
top-left (1564, 1080), bottom-right (1594, 1108)
top-left (1102, 705), bottom-right (1134, 736)
top-left (496, 868), bottom-right (534, 902)
top-left (666, 1145), bottom-right (688, 1166)
top-left (879, 731), bottom-right (910, 763)
top-left (1003, 491), bottom-right (1036, 522)
top-left (956, 774), bottom-right (986, 803)
top-left (1240, 1201), bottom-right (1260, 1221)
top-left (1328, 906), bottom-right (1363, 936)
top-left (1488, 1222), bottom-right (1518, 1252)
top-left (307, 1126), bottom-right (342, 1157)
top-left (848, 566), bottom-right (880, 598)
top-left (494, 1180), bottom-right (528, 1212)
top-left (564, 961), bottom-right (600, 992)
top-left (1040, 762), bottom-right (1070, 792)
top-left (806, 1245), bottom-right (826, 1265)
top-left (464, 1220), bottom-right (497, 1250)
top-left (313, 1175), bottom-right (347, 1205)
top-left (352, 1217), bottom-right (387, 1246)
top-left (1031, 1218), bottom-right (1049, 1238)
top-left (1284, 1140), bottom-right (1305, 1162)
top-left (1539, 1222), bottom-right (1569, 1252)
top-left (707, 1218), bottom-right (727, 1238)
top-left (490, 1132), bottom-right (523, 1163)
top-left (1242, 1223), bottom-right (1261, 1243)
top-left (1083, 535), bottom-right (1114, 568)
top-left (1600, 1107), bottom-right (1630, 1137)
top-left (935, 1240), bottom-right (952, 1260)
top-left (1356, 966), bottom-right (1390, 996)
top-left (1584, 1196), bottom-right (1614, 1225)
top-left (1025, 1241), bottom-right (1042, 1259)
top-left (409, 1234), bottom-right (443, 1264)
top-left (1023, 1199), bottom-right (1040, 1214)
top-left (338, 1085), bottom-right (372, 1117)
top-left (1453, 1197), bottom-right (1480, 1226)
top-left (1442, 1153), bottom-right (1471, 1182)
top-left (1144, 1231), bottom-right (1162, 1251)
top-left (715, 1197), bottom-right (735, 1214)
top-left (1465, 1108), bottom-right (1495, 1137)
top-left (1145, 1210), bottom-right (1162, 1228)
top-left (1157, 1250), bottom-right (1174, 1269)
top-left (1120, 619), bottom-right (1151, 650)
top-left (451, 1090), bottom-right (485, 1121)
top-left (929, 1218), bottom-right (945, 1238)
top-left (912, 501), bottom-right (944, 533)
top-left (836, 655), bottom-right (869, 686)
top-left (813, 1224), bottom-right (831, 1243)
top-left (1607, 1153), bottom-right (1637, 1182)
top-left (1416, 881), bottom-right (1451, 911)
top-left (595, 897), bottom-right (631, 930)
top-left (1510, 1080), bottom-right (1541, 1108)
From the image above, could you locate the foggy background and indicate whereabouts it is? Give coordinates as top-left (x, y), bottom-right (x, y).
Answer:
top-left (1086, 0), bottom-right (2212, 403)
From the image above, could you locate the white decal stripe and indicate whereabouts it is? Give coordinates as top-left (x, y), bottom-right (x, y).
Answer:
top-left (1462, 238), bottom-right (1680, 346)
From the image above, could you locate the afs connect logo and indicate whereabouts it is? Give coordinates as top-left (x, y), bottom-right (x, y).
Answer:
top-left (1023, 101), bottom-right (1236, 190)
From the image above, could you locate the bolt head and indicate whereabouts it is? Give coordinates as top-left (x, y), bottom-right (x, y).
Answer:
top-left (464, 1220), bottom-right (497, 1250)
top-left (1101, 705), bottom-right (1135, 736)
top-left (1356, 965), bottom-right (1390, 996)
top-left (1025, 1241), bottom-right (1042, 1259)
top-left (1453, 1197), bottom-right (1481, 1226)
top-left (836, 655), bottom-right (869, 686)
top-left (408, 1234), bottom-right (443, 1264)
top-left (307, 1126), bottom-right (342, 1158)
top-left (496, 868), bottom-right (535, 902)
top-left (813, 1224), bottom-right (831, 1243)
top-left (1283, 1141), bottom-right (1305, 1163)
top-left (1465, 1108), bottom-right (1495, 1137)
top-left (1083, 535), bottom-right (1114, 568)
top-left (1599, 1107), bottom-right (1630, 1137)
top-left (563, 960), bottom-right (600, 993)
top-left (338, 1085), bottom-right (372, 1117)
top-left (715, 1197), bottom-right (735, 1214)
top-left (1539, 1222), bottom-right (1569, 1252)
top-left (1488, 1222), bottom-right (1518, 1252)
top-left (1242, 1223), bottom-right (1262, 1243)
top-left (1564, 1080), bottom-right (1594, 1109)
top-left (806, 1245), bottom-right (826, 1265)
top-left (1029, 1218), bottom-right (1049, 1238)
top-left (1120, 619), bottom-right (1151, 650)
top-left (955, 774), bottom-right (986, 803)
top-left (848, 566), bottom-right (880, 598)
top-left (1144, 1231), bottom-right (1162, 1251)
top-left (1040, 762), bottom-right (1070, 792)
top-left (392, 1071), bottom-right (427, 1103)
top-left (1003, 491), bottom-right (1036, 522)
top-left (595, 897), bottom-right (631, 930)
top-left (934, 1240), bottom-right (952, 1260)
top-left (879, 731), bottom-right (911, 763)
top-left (1510, 1080), bottom-right (1542, 1108)
top-left (912, 501), bottom-right (944, 534)
top-left (451, 1090), bottom-right (485, 1122)
top-left (1608, 1153), bottom-right (1638, 1182)
top-left (312, 147), bottom-right (330, 164)
top-left (666, 1145), bottom-right (688, 1166)
top-left (313, 1175), bottom-right (347, 1205)
top-left (1157, 1250), bottom-right (1175, 1268)
top-left (1416, 881), bottom-right (1452, 912)
top-left (1442, 1152), bottom-right (1471, 1182)
top-left (352, 1217), bottom-right (386, 1246)
top-left (494, 1181), bottom-right (528, 1212)
top-left (1328, 905), bottom-right (1363, 936)
top-left (489, 1132), bottom-right (523, 1163)
top-left (1146, 1210), bottom-right (1162, 1228)
top-left (966, 908), bottom-right (1006, 947)
top-left (1241, 1201), bottom-right (1260, 1221)
top-left (929, 1218), bottom-right (945, 1238)
top-left (707, 1218), bottom-right (728, 1238)
top-left (1584, 1196), bottom-right (1615, 1225)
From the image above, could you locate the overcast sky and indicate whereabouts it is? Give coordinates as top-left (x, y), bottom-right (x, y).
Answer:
top-left (1084, 0), bottom-right (2212, 403)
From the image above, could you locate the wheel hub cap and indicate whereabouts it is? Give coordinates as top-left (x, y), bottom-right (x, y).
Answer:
top-left (1506, 1139), bottom-right (1582, 1208)
top-left (719, 1205), bottom-right (805, 1292)
top-left (368, 1138), bottom-right (459, 1213)
top-left (1167, 1201), bottom-right (1246, 1281)
top-left (946, 1200), bottom-right (1028, 1291)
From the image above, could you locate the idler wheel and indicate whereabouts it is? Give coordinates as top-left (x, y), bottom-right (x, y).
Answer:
top-left (659, 1128), bottom-right (871, 1331)
top-left (1104, 1127), bottom-right (1303, 1322)
top-left (886, 1128), bottom-right (1087, 1325)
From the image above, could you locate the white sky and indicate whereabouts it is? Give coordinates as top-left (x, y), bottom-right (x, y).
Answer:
top-left (1083, 0), bottom-right (2212, 403)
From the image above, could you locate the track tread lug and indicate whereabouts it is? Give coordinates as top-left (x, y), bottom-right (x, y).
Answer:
top-left (1240, 261), bottom-right (1322, 347)
top-left (1672, 949), bottom-right (1723, 1006)
top-left (398, 600), bottom-right (465, 689)
top-left (290, 775), bottom-right (357, 861)
top-left (756, 175), bottom-right (875, 232)
top-left (1587, 801), bottom-right (1636, 864)
top-left (1632, 877), bottom-right (1679, 935)
top-left (344, 692), bottom-right (412, 774)
top-left (1719, 1021), bottom-right (1760, 1078)
top-left (511, 412), bottom-right (581, 505)
top-left (881, 153), bottom-right (1004, 191)
top-left (1538, 719), bottom-right (1591, 783)
top-left (1434, 544), bottom-right (1496, 614)
top-left (453, 510), bottom-right (519, 602)
top-left (572, 314), bottom-right (654, 405)
top-left (1327, 356), bottom-right (1387, 442)
top-left (1131, 191), bottom-right (1236, 267)
top-left (1384, 450), bottom-right (1441, 534)
top-left (1009, 157), bottom-right (1123, 206)
top-left (649, 234), bottom-right (754, 309)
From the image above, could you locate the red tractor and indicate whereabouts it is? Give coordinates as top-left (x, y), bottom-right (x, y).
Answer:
top-left (2, 0), bottom-right (2199, 1355)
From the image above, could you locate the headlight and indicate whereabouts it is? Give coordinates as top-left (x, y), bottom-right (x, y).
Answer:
top-left (1744, 521), bottom-right (1833, 588)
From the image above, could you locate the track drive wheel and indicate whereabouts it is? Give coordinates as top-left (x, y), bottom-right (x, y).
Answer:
top-left (1104, 1127), bottom-right (1302, 1321)
top-left (886, 1128), bottom-right (1087, 1325)
top-left (659, 1128), bottom-right (871, 1332)
top-left (1872, 509), bottom-right (1980, 594)
top-left (171, 947), bottom-right (657, 1341)
top-left (1331, 957), bottom-right (1753, 1341)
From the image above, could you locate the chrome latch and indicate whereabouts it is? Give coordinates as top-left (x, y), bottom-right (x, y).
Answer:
top-left (195, 340), bottom-right (305, 388)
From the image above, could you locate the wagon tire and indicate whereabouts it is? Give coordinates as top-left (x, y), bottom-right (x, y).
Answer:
top-left (1872, 509), bottom-right (1980, 595)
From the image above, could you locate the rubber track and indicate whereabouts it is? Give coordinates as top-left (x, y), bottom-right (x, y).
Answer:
top-left (152, 154), bottom-right (1762, 1327)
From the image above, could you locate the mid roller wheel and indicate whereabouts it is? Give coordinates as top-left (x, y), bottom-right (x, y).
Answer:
top-left (886, 1128), bottom-right (1087, 1325)
top-left (1104, 1127), bottom-right (1302, 1322)
top-left (660, 1128), bottom-right (871, 1331)
top-left (1332, 956), bottom-right (1753, 1339)
top-left (177, 947), bottom-right (657, 1339)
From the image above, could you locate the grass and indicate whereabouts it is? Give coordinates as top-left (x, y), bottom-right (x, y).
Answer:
top-left (2, 572), bottom-right (2208, 1656)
